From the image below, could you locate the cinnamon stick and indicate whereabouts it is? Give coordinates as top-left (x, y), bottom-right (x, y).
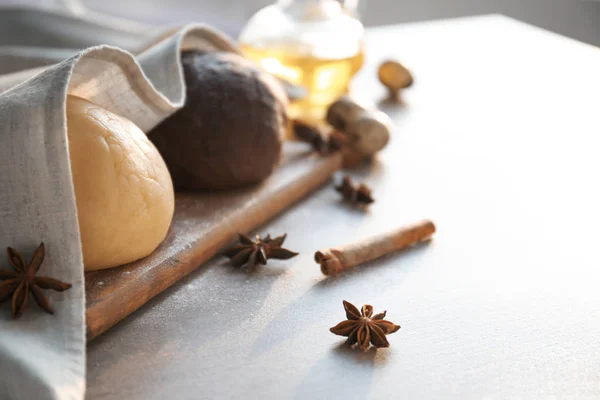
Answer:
top-left (315, 220), bottom-right (436, 276)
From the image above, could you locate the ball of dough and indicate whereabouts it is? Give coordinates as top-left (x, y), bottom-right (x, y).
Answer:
top-left (66, 95), bottom-right (175, 271)
top-left (148, 51), bottom-right (287, 191)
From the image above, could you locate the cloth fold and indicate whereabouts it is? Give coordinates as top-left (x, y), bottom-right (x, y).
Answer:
top-left (0, 20), bottom-right (237, 400)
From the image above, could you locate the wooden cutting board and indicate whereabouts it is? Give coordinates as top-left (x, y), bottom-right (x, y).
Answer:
top-left (85, 143), bottom-right (341, 340)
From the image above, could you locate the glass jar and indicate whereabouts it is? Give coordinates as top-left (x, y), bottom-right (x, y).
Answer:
top-left (239, 0), bottom-right (364, 121)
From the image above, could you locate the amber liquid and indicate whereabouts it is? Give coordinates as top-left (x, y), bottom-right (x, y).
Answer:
top-left (241, 45), bottom-right (364, 121)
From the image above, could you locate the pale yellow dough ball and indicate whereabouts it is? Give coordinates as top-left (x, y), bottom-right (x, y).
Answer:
top-left (66, 95), bottom-right (175, 271)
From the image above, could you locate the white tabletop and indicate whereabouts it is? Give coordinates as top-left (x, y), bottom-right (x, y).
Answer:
top-left (87, 15), bottom-right (600, 399)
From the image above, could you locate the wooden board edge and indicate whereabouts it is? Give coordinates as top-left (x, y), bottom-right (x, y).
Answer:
top-left (85, 153), bottom-right (341, 340)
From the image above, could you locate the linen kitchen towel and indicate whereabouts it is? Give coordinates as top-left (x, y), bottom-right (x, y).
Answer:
top-left (0, 22), bottom-right (237, 400)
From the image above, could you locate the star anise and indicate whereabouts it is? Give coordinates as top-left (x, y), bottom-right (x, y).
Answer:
top-left (330, 300), bottom-right (400, 351)
top-left (0, 243), bottom-right (72, 319)
top-left (225, 233), bottom-right (299, 272)
top-left (293, 121), bottom-right (346, 155)
top-left (335, 176), bottom-right (374, 207)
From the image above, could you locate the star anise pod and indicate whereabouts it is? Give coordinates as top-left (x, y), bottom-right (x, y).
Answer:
top-left (225, 233), bottom-right (299, 272)
top-left (293, 121), bottom-right (346, 155)
top-left (0, 243), bottom-right (72, 319)
top-left (330, 300), bottom-right (400, 351)
top-left (335, 176), bottom-right (374, 207)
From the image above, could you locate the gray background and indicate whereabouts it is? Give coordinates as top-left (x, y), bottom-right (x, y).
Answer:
top-left (1, 1), bottom-right (600, 46)
top-left (73, 0), bottom-right (600, 46)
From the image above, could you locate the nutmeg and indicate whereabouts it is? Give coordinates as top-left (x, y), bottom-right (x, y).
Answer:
top-left (326, 96), bottom-right (391, 156)
top-left (149, 51), bottom-right (288, 191)
top-left (378, 60), bottom-right (413, 99)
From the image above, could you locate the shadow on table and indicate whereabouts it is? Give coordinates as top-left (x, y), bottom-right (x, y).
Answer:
top-left (331, 342), bottom-right (390, 364)
top-left (378, 96), bottom-right (409, 111)
top-left (292, 343), bottom-right (390, 400)
top-left (338, 153), bottom-right (386, 180)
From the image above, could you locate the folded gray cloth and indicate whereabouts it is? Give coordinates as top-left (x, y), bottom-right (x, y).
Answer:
top-left (0, 15), bottom-right (236, 400)
top-left (0, 6), bottom-right (173, 76)
top-left (0, 7), bottom-right (151, 50)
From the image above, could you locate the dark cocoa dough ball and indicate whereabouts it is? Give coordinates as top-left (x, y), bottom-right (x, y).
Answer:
top-left (148, 51), bottom-right (288, 191)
